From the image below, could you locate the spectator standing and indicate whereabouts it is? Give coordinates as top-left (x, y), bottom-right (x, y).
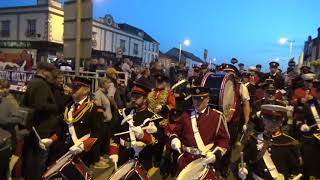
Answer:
top-left (121, 58), bottom-right (132, 79)
top-left (94, 78), bottom-right (113, 167)
top-left (22, 62), bottom-right (58, 180)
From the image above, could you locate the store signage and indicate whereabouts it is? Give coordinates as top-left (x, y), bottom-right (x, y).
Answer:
top-left (0, 70), bottom-right (34, 82)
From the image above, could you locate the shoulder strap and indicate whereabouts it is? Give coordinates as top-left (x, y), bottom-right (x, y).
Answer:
top-left (310, 104), bottom-right (320, 129)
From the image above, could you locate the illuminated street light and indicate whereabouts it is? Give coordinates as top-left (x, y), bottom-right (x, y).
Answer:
top-left (279, 37), bottom-right (294, 58)
top-left (179, 39), bottom-right (191, 63)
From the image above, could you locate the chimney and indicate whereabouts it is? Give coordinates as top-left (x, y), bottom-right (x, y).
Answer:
top-left (308, 35), bottom-right (312, 42)
top-left (318, 27), bottom-right (320, 38)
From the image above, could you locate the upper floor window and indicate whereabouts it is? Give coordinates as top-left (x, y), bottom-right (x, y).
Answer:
top-left (120, 39), bottom-right (126, 52)
top-left (1, 20), bottom-right (10, 37)
top-left (133, 43), bottom-right (139, 55)
top-left (26, 19), bottom-right (37, 37)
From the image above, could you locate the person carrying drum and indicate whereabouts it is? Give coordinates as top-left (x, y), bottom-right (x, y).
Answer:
top-left (238, 104), bottom-right (302, 180)
top-left (167, 86), bottom-right (230, 176)
top-left (109, 77), bottom-right (162, 175)
top-left (299, 83), bottom-right (320, 179)
top-left (43, 77), bottom-right (102, 166)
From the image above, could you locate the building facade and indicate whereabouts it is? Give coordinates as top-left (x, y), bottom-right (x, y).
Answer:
top-left (165, 48), bottom-right (204, 68)
top-left (92, 15), bottom-right (144, 64)
top-left (0, 0), bottom-right (64, 65)
top-left (303, 27), bottom-right (320, 73)
top-left (0, 1), bottom-right (159, 66)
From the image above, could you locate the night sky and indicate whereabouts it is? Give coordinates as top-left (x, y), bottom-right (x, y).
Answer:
top-left (1, 0), bottom-right (320, 70)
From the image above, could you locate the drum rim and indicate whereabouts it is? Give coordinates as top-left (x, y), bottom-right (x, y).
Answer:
top-left (108, 159), bottom-right (149, 180)
top-left (201, 72), bottom-right (237, 122)
top-left (220, 73), bottom-right (237, 121)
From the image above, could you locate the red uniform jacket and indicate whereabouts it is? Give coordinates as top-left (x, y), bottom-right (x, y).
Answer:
top-left (167, 108), bottom-right (230, 173)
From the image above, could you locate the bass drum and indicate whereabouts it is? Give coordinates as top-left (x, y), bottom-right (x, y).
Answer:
top-left (177, 158), bottom-right (218, 180)
top-left (108, 159), bottom-right (149, 180)
top-left (201, 72), bottom-right (237, 122)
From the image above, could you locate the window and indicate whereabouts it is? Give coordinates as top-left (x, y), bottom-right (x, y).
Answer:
top-left (133, 43), bottom-right (139, 55)
top-left (1, 21), bottom-right (10, 37)
top-left (152, 44), bottom-right (155, 52)
top-left (92, 32), bottom-right (97, 47)
top-left (148, 43), bottom-right (151, 51)
top-left (120, 39), bottom-right (126, 52)
top-left (26, 19), bottom-right (36, 37)
top-left (144, 42), bottom-right (147, 50)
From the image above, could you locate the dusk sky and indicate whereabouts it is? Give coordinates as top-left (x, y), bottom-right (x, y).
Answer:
top-left (1, 0), bottom-right (320, 70)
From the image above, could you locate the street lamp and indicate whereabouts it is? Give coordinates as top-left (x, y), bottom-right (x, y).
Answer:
top-left (279, 37), bottom-right (294, 59)
top-left (179, 39), bottom-right (191, 63)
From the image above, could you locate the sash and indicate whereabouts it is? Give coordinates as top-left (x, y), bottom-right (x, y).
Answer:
top-left (190, 111), bottom-right (205, 151)
top-left (310, 104), bottom-right (320, 129)
top-left (257, 134), bottom-right (279, 179)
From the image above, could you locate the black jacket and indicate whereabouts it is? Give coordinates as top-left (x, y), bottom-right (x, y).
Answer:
top-left (23, 75), bottom-right (58, 137)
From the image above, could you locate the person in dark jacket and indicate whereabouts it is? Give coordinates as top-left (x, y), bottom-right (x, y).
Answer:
top-left (22, 62), bottom-right (59, 180)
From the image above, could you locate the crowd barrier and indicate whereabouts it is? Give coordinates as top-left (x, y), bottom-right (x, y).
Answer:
top-left (0, 69), bottom-right (128, 93)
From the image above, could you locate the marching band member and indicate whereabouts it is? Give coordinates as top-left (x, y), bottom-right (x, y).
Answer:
top-left (239, 104), bottom-right (301, 180)
top-left (147, 73), bottom-right (176, 167)
top-left (266, 62), bottom-right (285, 90)
top-left (188, 64), bottom-right (201, 86)
top-left (167, 86), bottom-right (230, 175)
top-left (47, 77), bottom-right (104, 168)
top-left (300, 84), bottom-right (320, 179)
top-left (251, 83), bottom-right (286, 132)
top-left (171, 68), bottom-right (192, 111)
top-left (290, 73), bottom-right (317, 138)
top-left (109, 77), bottom-right (162, 172)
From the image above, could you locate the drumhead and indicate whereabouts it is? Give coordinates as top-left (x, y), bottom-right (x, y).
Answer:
top-left (109, 160), bottom-right (135, 180)
top-left (220, 74), bottom-right (236, 121)
top-left (201, 72), bottom-right (236, 122)
top-left (177, 158), bottom-right (207, 180)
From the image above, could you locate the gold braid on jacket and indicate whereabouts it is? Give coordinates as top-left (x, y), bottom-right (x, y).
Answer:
top-left (64, 101), bottom-right (94, 124)
top-left (147, 88), bottom-right (169, 112)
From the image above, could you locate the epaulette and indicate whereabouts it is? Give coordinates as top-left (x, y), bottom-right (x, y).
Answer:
top-left (211, 108), bottom-right (223, 115)
top-left (118, 108), bottom-right (126, 116)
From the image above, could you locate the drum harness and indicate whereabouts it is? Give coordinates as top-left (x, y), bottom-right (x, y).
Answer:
top-left (308, 104), bottom-right (320, 140)
top-left (182, 109), bottom-right (226, 156)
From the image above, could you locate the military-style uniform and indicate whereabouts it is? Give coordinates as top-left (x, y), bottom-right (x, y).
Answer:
top-left (244, 133), bottom-right (301, 179)
top-left (265, 62), bottom-right (285, 90)
top-left (167, 107), bottom-right (230, 174)
top-left (300, 98), bottom-right (320, 179)
top-left (242, 104), bottom-right (301, 180)
top-left (109, 108), bottom-right (162, 170)
top-left (50, 96), bottom-right (103, 166)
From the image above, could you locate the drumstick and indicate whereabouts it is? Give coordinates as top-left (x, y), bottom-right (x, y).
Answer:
top-left (114, 162), bottom-right (118, 171)
top-left (32, 127), bottom-right (41, 141)
top-left (292, 173), bottom-right (303, 180)
top-left (240, 152), bottom-right (244, 168)
top-left (114, 127), bottom-right (148, 136)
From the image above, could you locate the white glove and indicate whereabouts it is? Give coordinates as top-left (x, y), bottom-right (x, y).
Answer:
top-left (69, 142), bottom-right (84, 155)
top-left (109, 154), bottom-right (119, 164)
top-left (146, 122), bottom-right (157, 134)
top-left (300, 124), bottom-right (310, 132)
top-left (39, 138), bottom-right (53, 150)
top-left (171, 138), bottom-right (181, 153)
top-left (131, 126), bottom-right (144, 139)
top-left (243, 124), bottom-right (248, 132)
top-left (204, 151), bottom-right (216, 164)
top-left (238, 167), bottom-right (248, 180)
top-left (155, 105), bottom-right (162, 112)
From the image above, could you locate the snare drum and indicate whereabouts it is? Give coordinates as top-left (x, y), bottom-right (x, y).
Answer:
top-left (177, 158), bottom-right (218, 180)
top-left (42, 154), bottom-right (92, 180)
top-left (201, 72), bottom-right (237, 122)
top-left (108, 159), bottom-right (149, 180)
